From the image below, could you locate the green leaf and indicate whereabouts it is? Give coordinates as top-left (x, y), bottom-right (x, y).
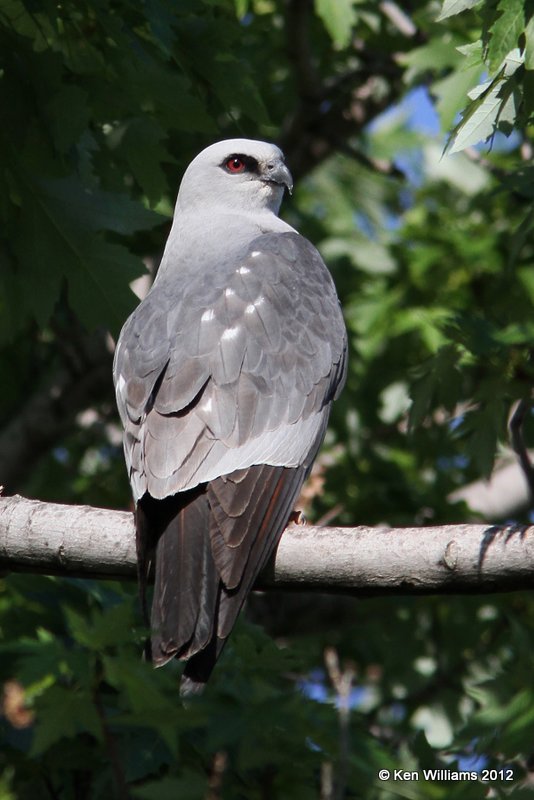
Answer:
top-left (40, 177), bottom-right (165, 235)
top-left (12, 190), bottom-right (145, 334)
top-left (518, 268), bottom-right (534, 306)
top-left (45, 86), bottom-right (90, 153)
top-left (1, 0), bottom-right (56, 48)
top-left (423, 142), bottom-right (489, 195)
top-left (31, 686), bottom-right (102, 755)
top-left (462, 394), bottom-right (503, 478)
top-left (445, 50), bottom-right (523, 154)
top-left (433, 63), bottom-right (485, 129)
top-left (437, 0), bottom-right (480, 22)
top-left (462, 687), bottom-right (534, 753)
top-left (209, 57), bottom-right (270, 125)
top-left (499, 165), bottom-right (534, 199)
top-left (525, 13), bottom-right (534, 70)
top-left (0, 247), bottom-right (34, 340)
top-left (144, 0), bottom-right (179, 56)
top-left (121, 118), bottom-right (171, 205)
top-left (65, 602), bottom-right (136, 650)
top-left (321, 237), bottom-right (397, 274)
top-left (409, 345), bottom-right (461, 429)
top-left (118, 730), bottom-right (173, 783)
top-left (65, 238), bottom-right (147, 334)
top-left (102, 656), bottom-right (173, 716)
top-left (10, 174), bottom-right (162, 333)
top-left (509, 206), bottom-right (534, 267)
top-left (314, 0), bottom-right (356, 48)
top-left (456, 39), bottom-right (485, 67)
top-left (487, 0), bottom-right (525, 73)
top-left (131, 775), bottom-right (207, 800)
top-left (401, 36), bottom-right (465, 83)
top-left (234, 0), bottom-right (249, 17)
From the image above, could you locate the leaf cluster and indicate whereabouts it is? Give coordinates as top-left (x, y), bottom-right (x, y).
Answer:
top-left (2, 1), bottom-right (534, 798)
top-left (440, 0), bottom-right (534, 153)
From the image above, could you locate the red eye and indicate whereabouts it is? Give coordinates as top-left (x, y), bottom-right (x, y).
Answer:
top-left (226, 157), bottom-right (246, 173)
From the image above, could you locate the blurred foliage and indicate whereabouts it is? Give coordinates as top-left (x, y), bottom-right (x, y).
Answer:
top-left (1, 0), bottom-right (534, 797)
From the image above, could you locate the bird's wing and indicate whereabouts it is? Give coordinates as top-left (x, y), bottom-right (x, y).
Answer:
top-left (114, 231), bottom-right (347, 501)
top-left (114, 229), bottom-right (346, 690)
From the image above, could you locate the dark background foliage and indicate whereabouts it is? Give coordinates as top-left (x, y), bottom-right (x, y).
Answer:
top-left (1, 0), bottom-right (534, 797)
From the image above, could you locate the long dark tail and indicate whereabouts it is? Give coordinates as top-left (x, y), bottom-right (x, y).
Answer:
top-left (136, 464), bottom-right (306, 694)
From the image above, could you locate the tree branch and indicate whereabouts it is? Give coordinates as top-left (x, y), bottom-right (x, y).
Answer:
top-left (1, 495), bottom-right (533, 595)
top-left (280, 0), bottom-right (406, 181)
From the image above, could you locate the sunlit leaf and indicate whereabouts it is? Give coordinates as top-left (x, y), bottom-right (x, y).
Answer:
top-left (315, 0), bottom-right (356, 48)
top-left (437, 0), bottom-right (480, 22)
top-left (445, 50), bottom-right (523, 154)
top-left (487, 0), bottom-right (525, 73)
top-left (525, 13), bottom-right (534, 70)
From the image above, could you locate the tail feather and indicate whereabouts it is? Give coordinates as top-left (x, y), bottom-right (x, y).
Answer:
top-left (181, 465), bottom-right (306, 689)
top-left (208, 466), bottom-right (286, 588)
top-left (139, 490), bottom-right (218, 666)
top-left (216, 465), bottom-right (305, 640)
top-left (136, 464), bottom-right (307, 692)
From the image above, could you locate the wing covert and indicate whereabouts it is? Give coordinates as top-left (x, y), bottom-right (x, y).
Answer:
top-left (113, 231), bottom-right (347, 499)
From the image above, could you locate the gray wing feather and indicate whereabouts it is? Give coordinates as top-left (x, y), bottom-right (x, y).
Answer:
top-left (113, 231), bottom-right (347, 500)
top-left (155, 359), bottom-right (208, 414)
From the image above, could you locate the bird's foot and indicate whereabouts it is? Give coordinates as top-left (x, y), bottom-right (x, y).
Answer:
top-left (288, 509), bottom-right (307, 526)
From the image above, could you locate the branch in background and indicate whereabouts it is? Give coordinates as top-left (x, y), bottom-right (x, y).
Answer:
top-left (324, 646), bottom-right (354, 800)
top-left (284, 0), bottom-right (320, 102)
top-left (0, 327), bottom-right (112, 493)
top-left (334, 139), bottom-right (405, 180)
top-left (379, 2), bottom-right (417, 37)
top-left (281, 0), bottom-right (406, 180)
top-left (1, 495), bottom-right (534, 595)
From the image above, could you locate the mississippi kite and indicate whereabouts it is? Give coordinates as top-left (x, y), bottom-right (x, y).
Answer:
top-left (113, 139), bottom-right (347, 692)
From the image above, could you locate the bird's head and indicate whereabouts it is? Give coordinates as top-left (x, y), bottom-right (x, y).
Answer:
top-left (177, 139), bottom-right (293, 216)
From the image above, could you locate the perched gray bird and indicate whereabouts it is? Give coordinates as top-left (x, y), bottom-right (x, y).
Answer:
top-left (113, 139), bottom-right (347, 692)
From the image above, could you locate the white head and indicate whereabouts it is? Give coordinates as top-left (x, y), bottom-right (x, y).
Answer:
top-left (176, 138), bottom-right (293, 216)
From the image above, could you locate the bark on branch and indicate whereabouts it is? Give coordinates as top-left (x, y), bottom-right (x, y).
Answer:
top-left (1, 495), bottom-right (533, 595)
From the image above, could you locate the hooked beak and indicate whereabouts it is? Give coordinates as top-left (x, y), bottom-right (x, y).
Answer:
top-left (263, 160), bottom-right (293, 195)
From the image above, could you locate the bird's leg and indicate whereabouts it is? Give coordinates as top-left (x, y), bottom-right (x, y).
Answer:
top-left (288, 509), bottom-right (307, 525)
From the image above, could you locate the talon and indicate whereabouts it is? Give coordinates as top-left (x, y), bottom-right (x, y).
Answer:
top-left (288, 509), bottom-right (307, 526)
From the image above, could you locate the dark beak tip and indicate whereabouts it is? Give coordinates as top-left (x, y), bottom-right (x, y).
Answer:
top-left (266, 161), bottom-right (293, 195)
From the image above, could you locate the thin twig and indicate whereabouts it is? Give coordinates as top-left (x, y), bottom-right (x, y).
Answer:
top-left (93, 677), bottom-right (130, 800)
top-left (315, 503), bottom-right (344, 527)
top-left (205, 751), bottom-right (227, 800)
top-left (284, 0), bottom-right (320, 101)
top-left (334, 139), bottom-right (406, 179)
top-left (321, 761), bottom-right (334, 800)
top-left (462, 146), bottom-right (509, 181)
top-left (325, 647), bottom-right (355, 800)
top-left (379, 2), bottom-right (417, 37)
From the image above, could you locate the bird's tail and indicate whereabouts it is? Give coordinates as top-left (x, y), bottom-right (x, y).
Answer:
top-left (136, 490), bottom-right (219, 689)
top-left (180, 465), bottom-right (307, 692)
top-left (136, 465), bottom-right (307, 694)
